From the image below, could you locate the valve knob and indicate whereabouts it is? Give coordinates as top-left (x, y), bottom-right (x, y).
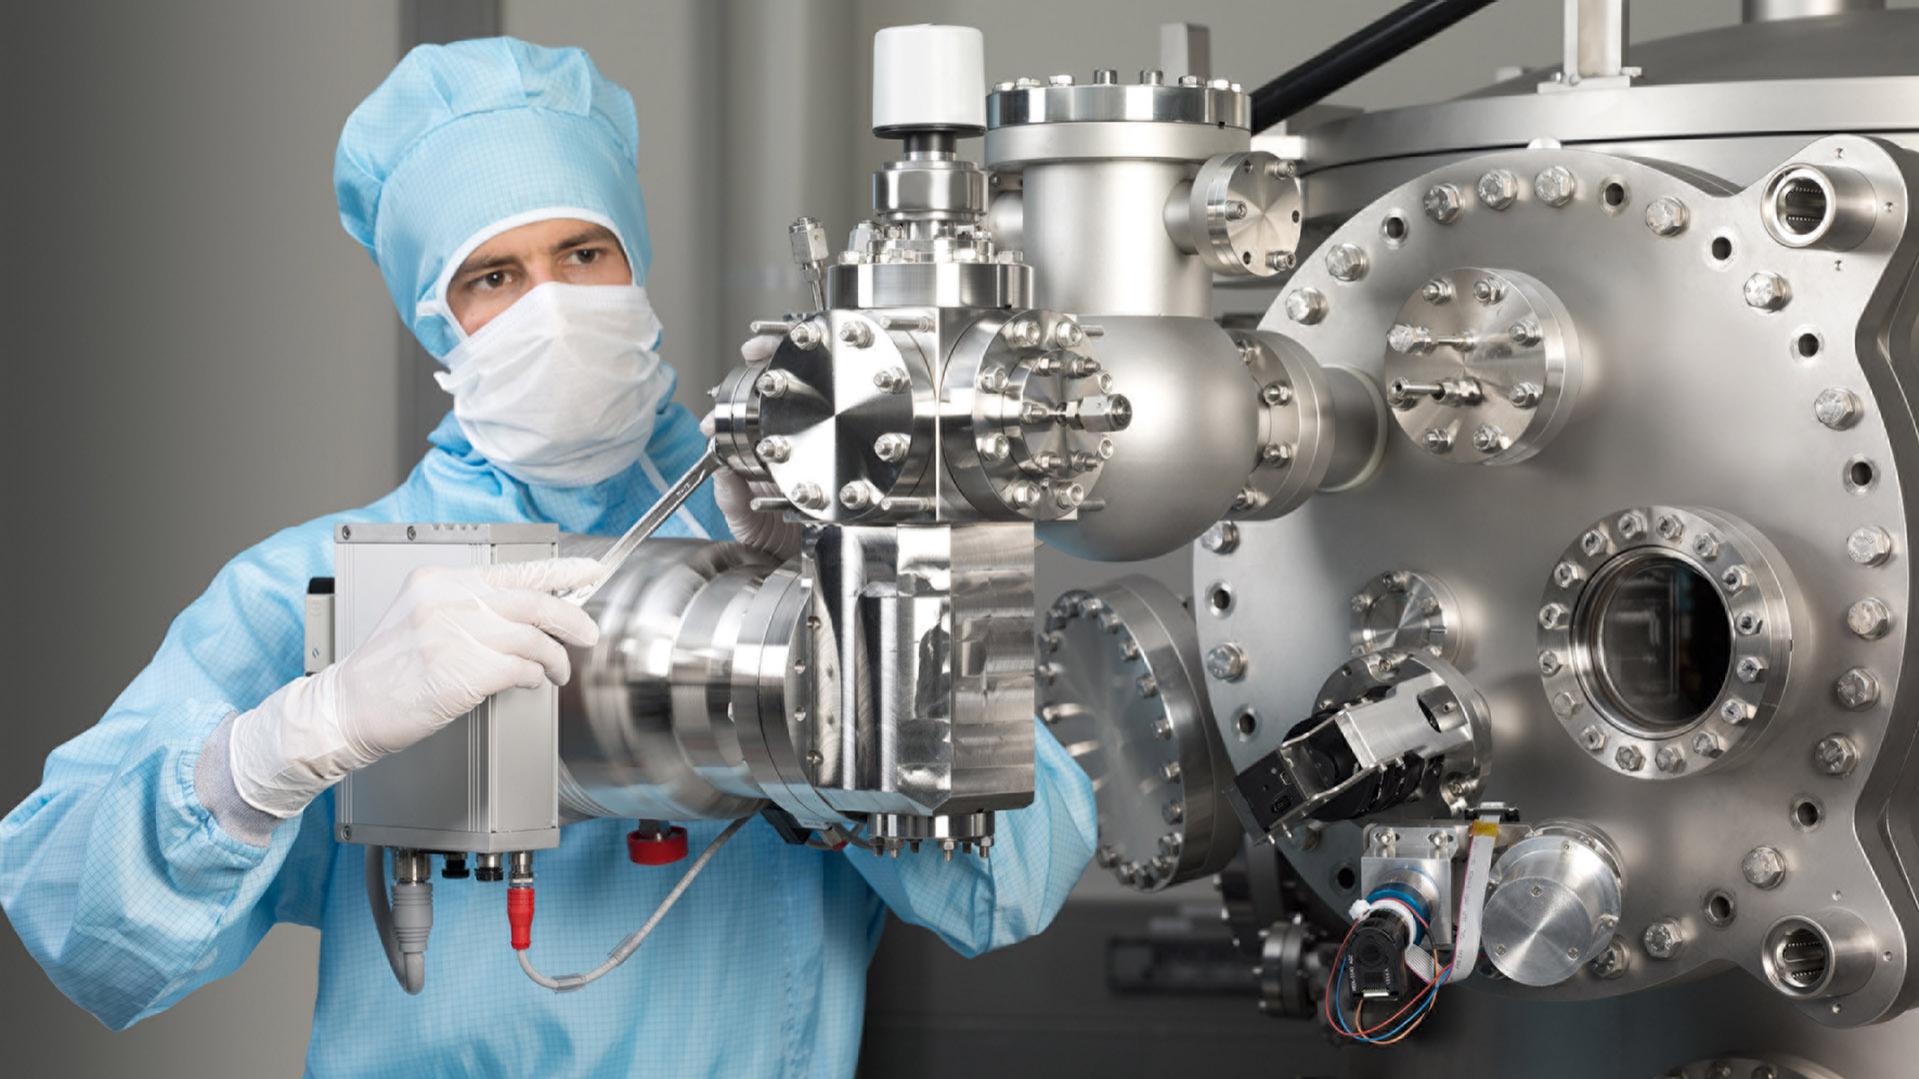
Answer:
top-left (627, 823), bottom-right (690, 865)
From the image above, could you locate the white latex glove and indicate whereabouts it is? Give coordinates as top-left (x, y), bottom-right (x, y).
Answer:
top-left (702, 333), bottom-right (806, 561)
top-left (228, 557), bottom-right (604, 818)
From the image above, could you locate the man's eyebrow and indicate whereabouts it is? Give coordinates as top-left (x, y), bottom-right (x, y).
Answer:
top-left (454, 249), bottom-right (521, 279)
top-left (548, 226), bottom-right (620, 253)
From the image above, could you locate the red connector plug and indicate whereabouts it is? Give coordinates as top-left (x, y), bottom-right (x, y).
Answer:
top-left (507, 885), bottom-right (535, 951)
top-left (627, 823), bottom-right (689, 865)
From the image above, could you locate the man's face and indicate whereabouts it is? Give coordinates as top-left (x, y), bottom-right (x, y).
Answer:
top-left (445, 217), bottom-right (632, 335)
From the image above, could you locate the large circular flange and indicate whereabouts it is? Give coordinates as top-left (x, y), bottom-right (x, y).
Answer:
top-left (1537, 505), bottom-right (1796, 781)
top-left (1383, 266), bottom-right (1582, 466)
top-left (1185, 152), bottom-right (1302, 278)
top-left (1227, 328), bottom-right (1333, 520)
top-left (732, 563), bottom-right (846, 828)
top-left (754, 311), bottom-right (933, 522)
top-left (943, 309), bottom-right (1120, 522)
top-left (1313, 649), bottom-right (1492, 814)
top-left (1348, 569), bottom-right (1463, 664)
top-left (986, 79), bottom-right (1247, 130)
top-left (1038, 577), bottom-right (1241, 892)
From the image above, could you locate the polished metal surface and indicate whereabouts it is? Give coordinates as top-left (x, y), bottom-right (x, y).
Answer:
top-left (1380, 265), bottom-right (1581, 466)
top-left (1039, 576), bottom-right (1241, 892)
top-left (1200, 137), bottom-right (1919, 1023)
top-left (1348, 568), bottom-right (1462, 664)
top-left (987, 76), bottom-right (1247, 130)
top-left (1170, 151), bottom-right (1302, 278)
top-left (1481, 821), bottom-right (1626, 987)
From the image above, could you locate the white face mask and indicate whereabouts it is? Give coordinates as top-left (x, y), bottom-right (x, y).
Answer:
top-left (433, 283), bottom-right (671, 487)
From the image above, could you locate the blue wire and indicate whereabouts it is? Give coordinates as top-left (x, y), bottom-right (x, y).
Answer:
top-left (1331, 956), bottom-right (1448, 1044)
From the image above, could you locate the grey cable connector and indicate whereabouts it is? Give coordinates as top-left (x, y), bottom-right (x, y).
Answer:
top-left (517, 816), bottom-right (751, 993)
top-left (366, 846), bottom-right (432, 995)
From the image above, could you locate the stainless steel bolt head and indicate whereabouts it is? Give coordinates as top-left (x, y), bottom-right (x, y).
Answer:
top-left (1580, 724), bottom-right (1607, 751)
top-left (1721, 698), bottom-right (1757, 724)
top-left (1847, 525), bottom-right (1894, 566)
top-left (1324, 243), bottom-right (1369, 282)
top-left (1553, 560), bottom-right (1585, 588)
top-left (872, 432), bottom-right (911, 463)
top-left (1421, 278), bottom-right (1455, 304)
top-left (1616, 511), bottom-right (1647, 539)
top-left (1691, 731), bottom-right (1725, 758)
top-left (1835, 667), bottom-right (1881, 709)
top-left (1656, 515), bottom-right (1684, 541)
top-left (755, 435), bottom-right (793, 463)
top-left (1508, 320), bottom-right (1542, 347)
top-left (1052, 320), bottom-right (1085, 348)
top-left (1538, 602), bottom-right (1570, 629)
top-left (872, 367), bottom-right (911, 393)
top-left (837, 481), bottom-right (877, 510)
top-left (1814, 387), bottom-right (1863, 430)
top-left (1846, 596), bottom-right (1893, 639)
top-left (1553, 691), bottom-right (1581, 718)
top-left (1201, 521), bottom-right (1240, 553)
top-left (1814, 734), bottom-right (1859, 776)
top-left (1386, 323), bottom-right (1429, 354)
top-left (788, 321), bottom-right (824, 349)
top-left (1283, 288), bottom-right (1327, 324)
top-left (755, 370), bottom-right (790, 397)
top-left (1644, 195), bottom-right (1690, 236)
top-left (1205, 643), bottom-right (1248, 682)
top-left (1736, 656), bottom-right (1768, 683)
top-left (1472, 278), bottom-right (1506, 304)
top-left (791, 482), bottom-right (826, 509)
top-left (1422, 182), bottom-right (1463, 223)
top-left (978, 433), bottom-right (1010, 462)
top-left (1654, 745), bottom-right (1686, 773)
top-left (1539, 650), bottom-right (1563, 675)
top-left (837, 321), bottom-right (873, 347)
top-left (1743, 271), bottom-right (1792, 311)
top-left (1260, 381), bottom-right (1293, 406)
top-left (1692, 533), bottom-right (1722, 560)
top-left (1581, 529), bottom-right (1609, 556)
top-left (1533, 165), bottom-right (1576, 207)
top-left (1642, 919), bottom-right (1684, 959)
top-left (1616, 744), bottom-right (1646, 771)
top-left (1266, 250), bottom-right (1296, 272)
top-left (1735, 611), bottom-right (1764, 636)
top-left (1422, 426), bottom-right (1455, 453)
top-left (1721, 565), bottom-right (1752, 592)
top-left (1742, 845), bottom-right (1787, 889)
top-left (1476, 168), bottom-right (1519, 210)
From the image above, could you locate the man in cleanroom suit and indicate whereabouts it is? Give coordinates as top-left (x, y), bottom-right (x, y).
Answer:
top-left (0, 38), bottom-right (1095, 1077)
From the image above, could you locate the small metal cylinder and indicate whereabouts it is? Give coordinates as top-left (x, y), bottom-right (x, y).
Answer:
top-left (1022, 160), bottom-right (1212, 317)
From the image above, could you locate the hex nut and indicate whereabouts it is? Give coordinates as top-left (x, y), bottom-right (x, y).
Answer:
top-left (1835, 667), bottom-right (1880, 709)
top-left (1476, 169), bottom-right (1519, 210)
top-left (1644, 196), bottom-right (1690, 236)
top-left (1813, 734), bottom-right (1859, 777)
top-left (1423, 183), bottom-right (1463, 223)
top-left (1815, 388), bottom-right (1863, 431)
top-left (1643, 919), bottom-right (1685, 960)
top-left (1205, 643), bottom-right (1248, 682)
top-left (1847, 526), bottom-right (1894, 567)
top-left (1742, 845), bottom-right (1787, 890)
top-left (1533, 165), bottom-right (1576, 207)
top-left (1285, 288), bottom-right (1327, 324)
top-left (1743, 272), bottom-right (1792, 312)
top-left (1846, 597), bottom-right (1893, 640)
top-left (1324, 244), bottom-right (1369, 282)
top-left (1616, 745), bottom-right (1646, 771)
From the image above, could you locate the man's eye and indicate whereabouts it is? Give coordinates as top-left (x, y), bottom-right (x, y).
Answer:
top-left (473, 270), bottom-right (508, 291)
top-left (568, 247), bottom-right (602, 265)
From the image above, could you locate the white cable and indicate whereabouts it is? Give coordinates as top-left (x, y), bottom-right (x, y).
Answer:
top-left (516, 816), bottom-right (751, 992)
top-left (1444, 815), bottom-right (1500, 985)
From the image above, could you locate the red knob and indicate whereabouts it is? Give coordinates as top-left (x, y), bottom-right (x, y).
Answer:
top-left (627, 825), bottom-right (689, 865)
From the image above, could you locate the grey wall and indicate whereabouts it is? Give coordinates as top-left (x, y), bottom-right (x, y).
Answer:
top-left (2, 1), bottom-right (1889, 1076)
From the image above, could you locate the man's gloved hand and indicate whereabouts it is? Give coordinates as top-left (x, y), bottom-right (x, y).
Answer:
top-left (227, 557), bottom-right (603, 818)
top-left (703, 333), bottom-right (806, 561)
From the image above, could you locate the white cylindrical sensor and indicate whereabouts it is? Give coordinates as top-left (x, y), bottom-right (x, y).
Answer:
top-left (872, 24), bottom-right (985, 135)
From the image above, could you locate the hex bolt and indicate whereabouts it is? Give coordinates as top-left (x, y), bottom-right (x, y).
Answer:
top-left (790, 482), bottom-right (827, 510)
top-left (837, 321), bottom-right (873, 347)
top-left (1009, 319), bottom-right (1044, 348)
top-left (1847, 525), bottom-right (1895, 566)
top-left (1534, 165), bottom-right (1577, 207)
top-left (1261, 443), bottom-right (1295, 466)
top-left (872, 432), bottom-right (911, 463)
top-left (755, 370), bottom-right (793, 398)
top-left (1267, 251), bottom-right (1296, 272)
top-left (1206, 643), bottom-right (1249, 682)
top-left (978, 433), bottom-right (1011, 462)
top-left (1472, 277), bottom-right (1507, 305)
top-left (1814, 388), bottom-right (1863, 431)
top-left (1720, 565), bottom-right (1752, 593)
top-left (1846, 596), bottom-right (1894, 639)
top-left (1655, 745), bottom-right (1687, 774)
top-left (1693, 533), bottom-right (1723, 560)
top-left (1539, 602), bottom-right (1570, 630)
top-left (1553, 561), bottom-right (1586, 589)
top-left (1735, 611), bottom-right (1764, 636)
top-left (1260, 381), bottom-right (1294, 406)
top-left (1152, 716), bottom-right (1174, 740)
top-left (1476, 169), bottom-right (1519, 210)
top-left (1421, 278), bottom-right (1455, 304)
top-left (1657, 515), bottom-right (1685, 541)
top-left (1580, 725), bottom-right (1608, 752)
top-left (1616, 511), bottom-right (1647, 539)
top-left (976, 367), bottom-right (1009, 394)
top-left (1163, 801), bottom-right (1185, 825)
top-left (1736, 656), bottom-right (1769, 684)
top-left (1508, 320), bottom-right (1542, 347)
top-left (1642, 919), bottom-right (1685, 960)
top-left (1691, 731), bottom-right (1725, 758)
top-left (755, 435), bottom-right (793, 464)
top-left (1581, 529), bottom-right (1610, 557)
top-left (1324, 243), bottom-right (1369, 282)
top-left (1053, 320), bottom-right (1085, 348)
top-left (1284, 288), bottom-right (1327, 324)
top-left (873, 367), bottom-right (911, 393)
top-left (1814, 734), bottom-right (1860, 777)
top-left (1201, 521), bottom-right (1240, 553)
top-left (1539, 650), bottom-right (1563, 675)
top-left (1644, 196), bottom-right (1690, 236)
top-left (788, 321), bottom-right (825, 350)
top-left (1616, 745), bottom-right (1646, 772)
top-left (1423, 426), bottom-right (1455, 453)
top-left (1423, 182), bottom-right (1464, 223)
top-left (1471, 424), bottom-right (1506, 454)
top-left (1721, 698), bottom-right (1757, 725)
top-left (838, 481), bottom-right (878, 511)
top-left (1744, 272), bottom-right (1792, 312)
top-left (1742, 846), bottom-right (1787, 890)
top-left (1590, 937), bottom-right (1631, 979)
top-left (1054, 483), bottom-right (1086, 510)
top-left (1835, 667), bottom-right (1881, 710)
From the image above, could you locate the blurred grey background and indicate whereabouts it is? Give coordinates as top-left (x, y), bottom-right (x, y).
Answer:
top-left (6, 1), bottom-right (1912, 1076)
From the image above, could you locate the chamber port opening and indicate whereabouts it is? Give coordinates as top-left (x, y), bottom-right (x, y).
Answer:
top-left (1575, 552), bottom-right (1734, 735)
top-left (1774, 175), bottom-right (1832, 238)
top-left (1766, 921), bottom-right (1831, 996)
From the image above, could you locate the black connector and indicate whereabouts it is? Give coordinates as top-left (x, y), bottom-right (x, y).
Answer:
top-left (1345, 909), bottom-right (1413, 1001)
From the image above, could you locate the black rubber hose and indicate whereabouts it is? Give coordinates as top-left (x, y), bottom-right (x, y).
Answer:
top-left (1248, 0), bottom-right (1500, 132)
